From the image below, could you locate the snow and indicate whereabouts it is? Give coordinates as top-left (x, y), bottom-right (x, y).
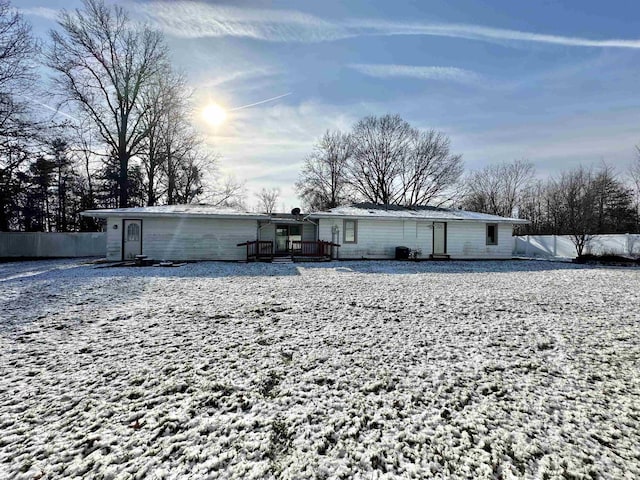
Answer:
top-left (1, 259), bottom-right (639, 479)
top-left (310, 205), bottom-right (528, 224)
top-left (81, 204), bottom-right (268, 219)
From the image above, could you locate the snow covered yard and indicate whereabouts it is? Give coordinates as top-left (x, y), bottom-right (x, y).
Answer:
top-left (1, 259), bottom-right (639, 480)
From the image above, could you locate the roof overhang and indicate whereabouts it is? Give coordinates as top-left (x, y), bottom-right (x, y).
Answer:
top-left (80, 209), bottom-right (269, 221)
top-left (308, 212), bottom-right (529, 224)
top-left (259, 218), bottom-right (310, 225)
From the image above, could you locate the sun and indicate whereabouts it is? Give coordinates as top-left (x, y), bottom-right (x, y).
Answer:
top-left (202, 103), bottom-right (227, 126)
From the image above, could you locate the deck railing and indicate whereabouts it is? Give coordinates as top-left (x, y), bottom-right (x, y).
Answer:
top-left (237, 240), bottom-right (274, 261)
top-left (238, 240), bottom-right (340, 261)
top-left (290, 240), bottom-right (338, 258)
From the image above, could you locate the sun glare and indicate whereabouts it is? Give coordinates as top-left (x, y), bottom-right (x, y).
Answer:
top-left (202, 103), bottom-right (227, 126)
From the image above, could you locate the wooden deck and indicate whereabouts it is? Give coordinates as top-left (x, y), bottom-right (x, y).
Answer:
top-left (237, 240), bottom-right (340, 262)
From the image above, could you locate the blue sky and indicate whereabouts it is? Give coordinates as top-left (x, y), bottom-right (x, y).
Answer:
top-left (19, 0), bottom-right (640, 209)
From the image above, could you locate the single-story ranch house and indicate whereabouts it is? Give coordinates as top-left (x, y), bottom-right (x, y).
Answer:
top-left (81, 203), bottom-right (528, 262)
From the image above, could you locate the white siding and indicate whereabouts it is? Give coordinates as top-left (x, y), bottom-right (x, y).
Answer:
top-left (106, 217), bottom-right (124, 261)
top-left (446, 222), bottom-right (513, 259)
top-left (417, 221), bottom-right (433, 256)
top-left (318, 218), bottom-right (514, 259)
top-left (258, 222), bottom-right (276, 243)
top-left (303, 223), bottom-right (316, 241)
top-left (319, 218), bottom-right (432, 259)
top-left (106, 216), bottom-right (258, 261)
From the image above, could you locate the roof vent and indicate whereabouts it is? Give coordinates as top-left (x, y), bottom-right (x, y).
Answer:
top-left (291, 207), bottom-right (301, 216)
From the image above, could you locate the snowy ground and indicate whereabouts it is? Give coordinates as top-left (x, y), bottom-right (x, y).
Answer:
top-left (1, 259), bottom-right (639, 480)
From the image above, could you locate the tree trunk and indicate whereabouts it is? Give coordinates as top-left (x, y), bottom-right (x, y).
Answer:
top-left (118, 150), bottom-right (129, 208)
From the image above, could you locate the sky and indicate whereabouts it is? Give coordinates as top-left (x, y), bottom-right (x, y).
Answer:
top-left (18, 0), bottom-right (640, 211)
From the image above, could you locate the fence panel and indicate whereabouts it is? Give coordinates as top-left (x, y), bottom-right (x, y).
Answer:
top-left (0, 232), bottom-right (106, 258)
top-left (513, 234), bottom-right (640, 258)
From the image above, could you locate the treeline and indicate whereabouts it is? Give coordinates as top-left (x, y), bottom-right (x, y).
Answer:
top-left (297, 115), bottom-right (640, 246)
top-left (463, 161), bottom-right (640, 254)
top-left (0, 0), bottom-right (242, 232)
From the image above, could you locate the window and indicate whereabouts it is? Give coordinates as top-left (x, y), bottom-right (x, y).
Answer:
top-left (343, 219), bottom-right (357, 243)
top-left (486, 223), bottom-right (498, 245)
top-left (127, 223), bottom-right (140, 241)
top-left (288, 225), bottom-right (301, 236)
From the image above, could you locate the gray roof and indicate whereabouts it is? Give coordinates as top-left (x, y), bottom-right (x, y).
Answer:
top-left (81, 204), bottom-right (269, 220)
top-left (308, 203), bottom-right (529, 224)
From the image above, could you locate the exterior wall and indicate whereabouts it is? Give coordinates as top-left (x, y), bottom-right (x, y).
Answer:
top-left (318, 218), bottom-right (433, 259)
top-left (446, 222), bottom-right (513, 259)
top-left (258, 222), bottom-right (276, 243)
top-left (318, 218), bottom-right (514, 259)
top-left (106, 217), bottom-right (123, 260)
top-left (303, 222), bottom-right (316, 241)
top-left (0, 232), bottom-right (106, 258)
top-left (106, 216), bottom-right (258, 261)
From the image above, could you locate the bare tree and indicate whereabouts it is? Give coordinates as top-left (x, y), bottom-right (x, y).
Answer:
top-left (348, 114), bottom-right (412, 205)
top-left (48, 0), bottom-right (169, 207)
top-left (314, 114), bottom-right (464, 207)
top-left (399, 129), bottom-right (463, 206)
top-left (172, 152), bottom-right (207, 204)
top-left (0, 2), bottom-right (38, 230)
top-left (554, 166), bottom-right (596, 257)
top-left (256, 187), bottom-right (280, 214)
top-left (159, 112), bottom-right (201, 205)
top-left (204, 175), bottom-right (246, 208)
top-left (590, 163), bottom-right (635, 234)
top-left (630, 154), bottom-right (640, 232)
top-left (0, 0), bottom-right (36, 95)
top-left (519, 180), bottom-right (550, 234)
top-left (139, 69), bottom-right (186, 206)
top-left (296, 130), bottom-right (353, 210)
top-left (463, 160), bottom-right (535, 217)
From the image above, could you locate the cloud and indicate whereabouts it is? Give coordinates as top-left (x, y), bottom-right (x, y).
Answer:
top-left (129, 1), bottom-right (640, 49)
top-left (349, 64), bottom-right (482, 85)
top-left (128, 1), bottom-right (350, 43)
top-left (18, 7), bottom-right (59, 20)
top-left (349, 20), bottom-right (640, 49)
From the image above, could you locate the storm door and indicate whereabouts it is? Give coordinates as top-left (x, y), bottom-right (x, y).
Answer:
top-left (123, 219), bottom-right (142, 260)
top-left (275, 226), bottom-right (289, 252)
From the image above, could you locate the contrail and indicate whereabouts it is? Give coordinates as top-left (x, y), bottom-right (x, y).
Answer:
top-left (229, 92), bottom-right (292, 111)
top-left (18, 94), bottom-right (80, 122)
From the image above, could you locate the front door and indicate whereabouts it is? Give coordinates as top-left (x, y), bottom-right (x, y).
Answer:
top-left (433, 222), bottom-right (446, 254)
top-left (123, 219), bottom-right (142, 260)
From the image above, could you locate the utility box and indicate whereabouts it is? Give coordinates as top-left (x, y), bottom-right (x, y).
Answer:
top-left (395, 246), bottom-right (410, 260)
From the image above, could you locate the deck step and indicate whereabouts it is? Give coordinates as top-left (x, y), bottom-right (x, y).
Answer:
top-left (430, 254), bottom-right (451, 260)
top-left (272, 257), bottom-right (294, 264)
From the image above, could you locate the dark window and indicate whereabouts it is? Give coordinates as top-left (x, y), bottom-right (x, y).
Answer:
top-left (486, 224), bottom-right (498, 245)
top-left (289, 225), bottom-right (301, 236)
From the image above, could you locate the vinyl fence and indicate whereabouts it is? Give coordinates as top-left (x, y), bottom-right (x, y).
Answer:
top-left (514, 234), bottom-right (640, 259)
top-left (0, 232), bottom-right (106, 258)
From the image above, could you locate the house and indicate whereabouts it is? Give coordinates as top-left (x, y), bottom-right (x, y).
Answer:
top-left (308, 203), bottom-right (528, 260)
top-left (82, 203), bottom-right (528, 262)
top-left (81, 205), bottom-right (269, 262)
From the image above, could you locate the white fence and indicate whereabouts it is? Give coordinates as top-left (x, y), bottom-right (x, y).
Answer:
top-left (514, 234), bottom-right (640, 259)
top-left (0, 232), bottom-right (106, 258)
